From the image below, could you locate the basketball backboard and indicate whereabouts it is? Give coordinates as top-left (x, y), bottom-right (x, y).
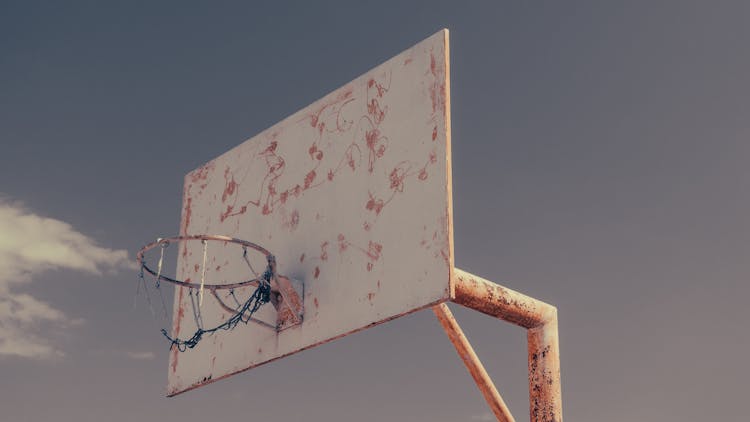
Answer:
top-left (167, 29), bottom-right (452, 396)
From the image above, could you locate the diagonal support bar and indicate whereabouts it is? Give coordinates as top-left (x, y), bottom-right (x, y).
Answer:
top-left (433, 303), bottom-right (516, 422)
top-left (450, 268), bottom-right (563, 422)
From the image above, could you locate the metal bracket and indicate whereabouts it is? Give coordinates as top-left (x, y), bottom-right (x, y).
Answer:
top-left (264, 255), bottom-right (304, 331)
top-left (269, 275), bottom-right (304, 331)
top-left (437, 268), bottom-right (563, 422)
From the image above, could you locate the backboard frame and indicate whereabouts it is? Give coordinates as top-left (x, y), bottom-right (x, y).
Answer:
top-left (155, 28), bottom-right (563, 422)
top-left (166, 29), bottom-right (453, 396)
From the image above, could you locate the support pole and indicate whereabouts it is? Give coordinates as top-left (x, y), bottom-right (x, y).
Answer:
top-left (527, 318), bottom-right (562, 422)
top-left (452, 268), bottom-right (556, 329)
top-left (433, 303), bottom-right (516, 422)
top-left (450, 268), bottom-right (563, 422)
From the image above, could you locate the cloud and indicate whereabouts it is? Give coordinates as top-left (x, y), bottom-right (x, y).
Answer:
top-left (89, 349), bottom-right (157, 361)
top-left (0, 199), bottom-right (131, 359)
top-left (125, 351), bottom-right (156, 360)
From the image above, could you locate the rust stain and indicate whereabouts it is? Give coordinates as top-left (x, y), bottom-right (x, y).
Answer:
top-left (427, 50), bottom-right (446, 116)
top-left (282, 209), bottom-right (300, 231)
top-left (440, 247), bottom-right (450, 267)
top-left (367, 99), bottom-right (386, 125)
top-left (365, 128), bottom-right (387, 172)
top-left (221, 167), bottom-right (237, 203)
top-left (306, 86), bottom-right (354, 129)
top-left (304, 170), bottom-right (316, 189)
top-left (188, 161), bottom-right (215, 183)
top-left (528, 323), bottom-right (562, 422)
top-left (452, 269), bottom-right (556, 329)
top-left (308, 144), bottom-right (324, 161)
top-left (342, 145), bottom-right (358, 171)
top-left (337, 234), bottom-right (348, 253)
top-left (263, 140), bottom-right (278, 154)
top-left (181, 197), bottom-right (192, 238)
top-left (368, 75), bottom-right (389, 98)
top-left (314, 266), bottom-right (320, 279)
top-left (366, 192), bottom-right (385, 215)
top-left (366, 241), bottom-right (382, 261)
top-left (389, 164), bottom-right (408, 192)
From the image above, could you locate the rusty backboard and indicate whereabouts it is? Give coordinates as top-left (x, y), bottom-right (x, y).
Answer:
top-left (167, 29), bottom-right (453, 396)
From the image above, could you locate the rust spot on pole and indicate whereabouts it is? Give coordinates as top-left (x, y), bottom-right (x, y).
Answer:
top-left (433, 303), bottom-right (516, 422)
top-left (528, 319), bottom-right (562, 422)
top-left (451, 268), bottom-right (556, 329)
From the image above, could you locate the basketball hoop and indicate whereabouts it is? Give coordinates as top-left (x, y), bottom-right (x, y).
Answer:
top-left (135, 234), bottom-right (304, 351)
top-left (136, 235), bottom-right (274, 290)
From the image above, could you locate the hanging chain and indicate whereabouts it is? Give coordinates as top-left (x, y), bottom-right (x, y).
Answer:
top-left (136, 236), bottom-right (275, 351)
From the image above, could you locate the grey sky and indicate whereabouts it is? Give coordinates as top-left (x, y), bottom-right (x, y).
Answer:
top-left (1, 1), bottom-right (748, 421)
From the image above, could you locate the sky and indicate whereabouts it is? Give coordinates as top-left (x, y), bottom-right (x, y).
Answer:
top-left (1, 1), bottom-right (749, 421)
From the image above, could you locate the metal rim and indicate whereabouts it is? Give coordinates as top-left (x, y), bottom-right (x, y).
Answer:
top-left (136, 234), bottom-right (274, 290)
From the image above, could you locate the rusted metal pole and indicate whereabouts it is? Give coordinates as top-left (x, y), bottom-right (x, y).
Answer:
top-left (452, 268), bottom-right (556, 329)
top-left (450, 268), bottom-right (563, 422)
top-left (528, 318), bottom-right (562, 422)
top-left (433, 303), bottom-right (515, 422)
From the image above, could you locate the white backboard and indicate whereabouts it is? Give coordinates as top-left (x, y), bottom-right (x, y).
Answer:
top-left (168, 29), bottom-right (453, 396)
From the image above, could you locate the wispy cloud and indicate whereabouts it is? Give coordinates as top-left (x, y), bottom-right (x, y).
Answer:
top-left (0, 199), bottom-right (131, 359)
top-left (125, 351), bottom-right (156, 360)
